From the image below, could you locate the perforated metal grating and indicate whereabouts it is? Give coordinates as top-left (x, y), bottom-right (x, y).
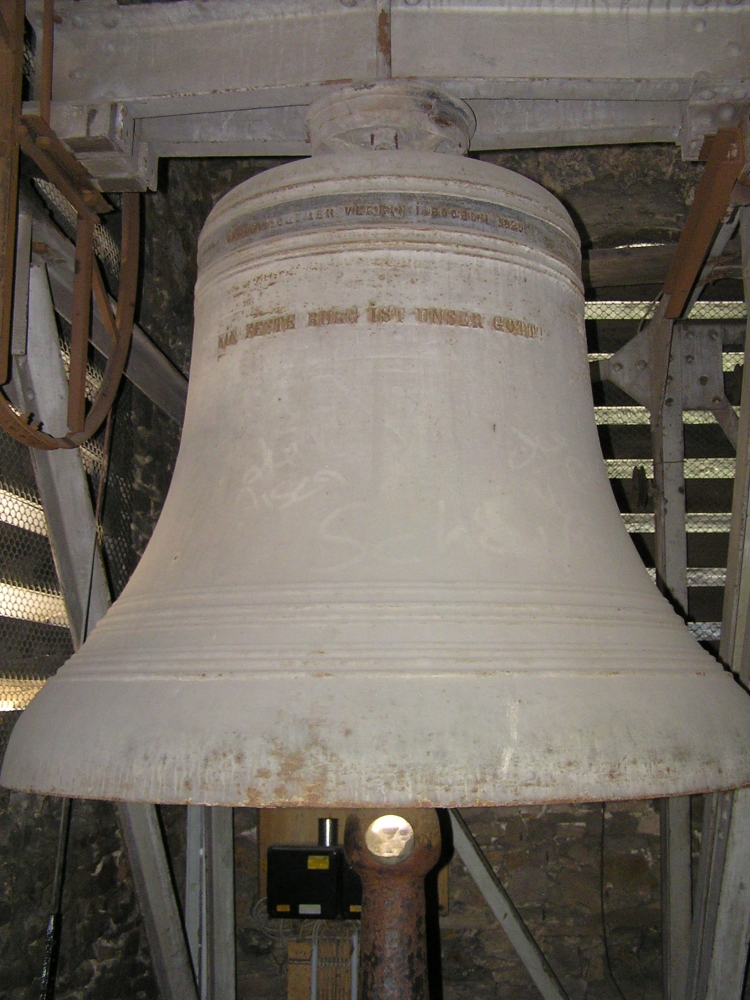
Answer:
top-left (0, 318), bottom-right (140, 764)
top-left (0, 429), bottom-right (73, 760)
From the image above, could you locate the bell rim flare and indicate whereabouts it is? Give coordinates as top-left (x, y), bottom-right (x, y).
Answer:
top-left (4, 668), bottom-right (750, 807)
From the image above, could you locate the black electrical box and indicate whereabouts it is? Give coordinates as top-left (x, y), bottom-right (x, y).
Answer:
top-left (267, 817), bottom-right (364, 920)
top-left (342, 856), bottom-right (363, 918)
top-left (267, 845), bottom-right (342, 919)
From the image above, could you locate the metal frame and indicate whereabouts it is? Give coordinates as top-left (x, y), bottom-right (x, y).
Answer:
top-left (185, 805), bottom-right (237, 1000)
top-left (18, 0), bottom-right (750, 189)
top-left (684, 206), bottom-right (750, 1000)
top-left (8, 242), bottom-right (199, 1000)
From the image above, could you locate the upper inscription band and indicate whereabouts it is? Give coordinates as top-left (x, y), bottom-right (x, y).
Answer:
top-left (200, 193), bottom-right (580, 273)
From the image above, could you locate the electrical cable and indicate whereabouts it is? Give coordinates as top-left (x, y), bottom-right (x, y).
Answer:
top-left (39, 797), bottom-right (72, 1000)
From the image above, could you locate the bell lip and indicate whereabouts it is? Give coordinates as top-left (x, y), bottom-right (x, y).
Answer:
top-left (5, 668), bottom-right (750, 809)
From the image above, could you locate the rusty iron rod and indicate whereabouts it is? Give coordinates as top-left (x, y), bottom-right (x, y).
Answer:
top-left (664, 128), bottom-right (746, 319)
top-left (67, 213), bottom-right (94, 434)
top-left (0, 0), bottom-right (24, 386)
top-left (345, 811), bottom-right (441, 1000)
top-left (40, 0), bottom-right (54, 125)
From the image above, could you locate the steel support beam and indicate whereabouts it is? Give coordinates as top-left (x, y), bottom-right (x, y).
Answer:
top-left (449, 810), bottom-right (568, 1000)
top-left (9, 257), bottom-right (197, 1000)
top-left (185, 805), bottom-right (236, 1000)
top-left (685, 205), bottom-right (750, 1000)
top-left (18, 0), bottom-right (750, 187)
top-left (648, 303), bottom-right (692, 1000)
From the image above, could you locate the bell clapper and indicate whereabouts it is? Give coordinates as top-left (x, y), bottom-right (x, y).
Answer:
top-left (345, 810), bottom-right (442, 1000)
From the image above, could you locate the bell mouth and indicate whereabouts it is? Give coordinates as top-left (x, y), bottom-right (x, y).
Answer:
top-left (4, 666), bottom-right (749, 807)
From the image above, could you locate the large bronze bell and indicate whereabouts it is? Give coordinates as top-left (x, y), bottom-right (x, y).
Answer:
top-left (4, 83), bottom-right (750, 808)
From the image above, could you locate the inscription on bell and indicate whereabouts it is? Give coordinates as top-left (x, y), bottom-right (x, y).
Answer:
top-left (492, 316), bottom-right (541, 339)
top-left (367, 303), bottom-right (405, 324)
top-left (414, 308), bottom-right (483, 329)
top-left (308, 306), bottom-right (359, 327)
top-left (217, 312), bottom-right (296, 356)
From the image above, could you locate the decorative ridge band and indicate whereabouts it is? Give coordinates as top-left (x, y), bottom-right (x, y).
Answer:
top-left (199, 192), bottom-right (580, 274)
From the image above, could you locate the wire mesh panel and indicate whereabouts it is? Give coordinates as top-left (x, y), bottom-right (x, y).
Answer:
top-left (0, 429), bottom-right (74, 762)
top-left (0, 312), bottom-right (148, 765)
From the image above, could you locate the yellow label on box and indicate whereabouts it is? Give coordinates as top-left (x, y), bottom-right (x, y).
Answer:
top-left (349, 904), bottom-right (362, 913)
top-left (276, 904), bottom-right (291, 912)
top-left (307, 855), bottom-right (330, 870)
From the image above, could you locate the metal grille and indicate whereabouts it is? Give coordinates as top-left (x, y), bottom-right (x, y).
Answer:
top-left (0, 321), bottom-right (139, 764)
top-left (0, 428), bottom-right (73, 744)
top-left (585, 300), bottom-right (747, 322)
top-left (33, 178), bottom-right (121, 280)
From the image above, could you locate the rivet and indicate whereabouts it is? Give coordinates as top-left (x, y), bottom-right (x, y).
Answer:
top-left (727, 0), bottom-right (743, 6)
top-left (728, 42), bottom-right (742, 57)
top-left (713, 395), bottom-right (723, 403)
top-left (340, 0), bottom-right (357, 6)
top-left (718, 103), bottom-right (737, 123)
top-left (404, 0), bottom-right (421, 5)
top-left (694, 17), bottom-right (706, 30)
top-left (666, 397), bottom-right (675, 406)
top-left (699, 375), bottom-right (709, 385)
top-left (698, 89), bottom-right (716, 101)
top-left (102, 14), bottom-right (119, 27)
top-left (685, 354), bottom-right (695, 363)
top-left (104, 40), bottom-right (115, 54)
top-left (636, 359), bottom-right (648, 371)
top-left (612, 362), bottom-right (623, 372)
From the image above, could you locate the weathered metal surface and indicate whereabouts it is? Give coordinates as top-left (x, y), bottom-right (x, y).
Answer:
top-left (664, 128), bottom-right (746, 320)
top-left (0, 0), bottom-right (24, 386)
top-left (345, 810), bottom-right (440, 1000)
top-left (18, 0), bottom-right (750, 187)
top-left (25, 202), bottom-right (187, 424)
top-left (0, 190), bottom-right (139, 448)
top-left (5, 96), bottom-right (750, 807)
top-left (305, 81), bottom-right (475, 156)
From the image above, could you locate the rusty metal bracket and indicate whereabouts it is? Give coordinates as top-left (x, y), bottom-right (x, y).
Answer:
top-left (663, 125), bottom-right (747, 320)
top-left (0, 0), bottom-right (138, 451)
